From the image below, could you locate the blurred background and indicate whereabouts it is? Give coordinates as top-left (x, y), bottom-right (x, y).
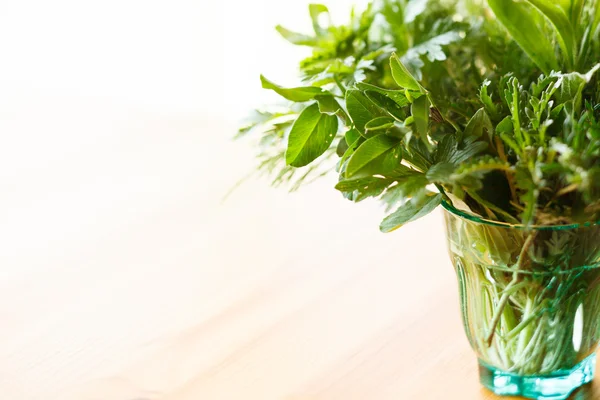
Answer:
top-left (0, 1), bottom-right (467, 399)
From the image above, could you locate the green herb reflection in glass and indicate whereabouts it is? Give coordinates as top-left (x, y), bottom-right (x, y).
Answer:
top-left (443, 201), bottom-right (600, 398)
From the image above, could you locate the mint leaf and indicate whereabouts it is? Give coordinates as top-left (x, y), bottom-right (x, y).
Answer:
top-left (286, 103), bottom-right (338, 167)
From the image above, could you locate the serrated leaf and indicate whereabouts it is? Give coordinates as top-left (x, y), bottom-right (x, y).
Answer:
top-left (435, 135), bottom-right (488, 165)
top-left (403, 138), bottom-right (433, 171)
top-left (261, 75), bottom-right (324, 102)
top-left (390, 53), bottom-right (422, 92)
top-left (286, 103), bottom-right (339, 167)
top-left (380, 193), bottom-right (442, 232)
top-left (402, 31), bottom-right (462, 63)
top-left (426, 162), bottom-right (456, 184)
top-left (335, 176), bottom-right (394, 202)
top-left (479, 80), bottom-right (500, 121)
top-left (451, 156), bottom-right (511, 188)
top-left (346, 135), bottom-right (402, 178)
top-left (345, 89), bottom-right (389, 135)
top-left (381, 172), bottom-right (429, 211)
top-left (404, 0), bottom-right (429, 23)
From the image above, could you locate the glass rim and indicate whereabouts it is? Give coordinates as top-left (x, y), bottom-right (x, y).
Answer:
top-left (441, 200), bottom-right (600, 231)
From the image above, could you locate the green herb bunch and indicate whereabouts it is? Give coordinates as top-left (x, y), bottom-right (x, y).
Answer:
top-left (241, 0), bottom-right (600, 230)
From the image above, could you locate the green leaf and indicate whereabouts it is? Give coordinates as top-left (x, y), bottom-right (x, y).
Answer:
top-left (479, 80), bottom-right (500, 121)
top-left (365, 116), bottom-right (395, 133)
top-left (355, 82), bottom-right (413, 107)
top-left (451, 156), bottom-right (512, 188)
top-left (496, 116), bottom-right (514, 135)
top-left (346, 135), bottom-right (402, 178)
top-left (487, 0), bottom-right (560, 74)
top-left (309, 4), bottom-right (330, 36)
top-left (555, 66), bottom-right (599, 113)
top-left (315, 95), bottom-right (340, 114)
top-left (426, 162), bottom-right (456, 184)
top-left (403, 138), bottom-right (433, 171)
top-left (402, 31), bottom-right (462, 63)
top-left (462, 108), bottom-right (493, 142)
top-left (556, 72), bottom-right (587, 113)
top-left (569, 0), bottom-right (584, 25)
top-left (261, 75), bottom-right (324, 102)
top-left (275, 25), bottom-right (317, 46)
top-left (336, 137), bottom-right (349, 157)
top-left (435, 135), bottom-right (488, 165)
top-left (524, 0), bottom-right (576, 68)
top-left (380, 172), bottom-right (429, 210)
top-left (335, 176), bottom-right (394, 202)
top-left (338, 135), bottom-right (364, 173)
top-left (363, 91), bottom-right (408, 122)
top-left (404, 0), bottom-right (429, 23)
top-left (345, 128), bottom-right (361, 146)
top-left (316, 95), bottom-right (348, 124)
top-left (286, 103), bottom-right (339, 167)
top-left (593, 3), bottom-right (600, 37)
top-left (411, 95), bottom-right (430, 147)
top-left (380, 193), bottom-right (442, 232)
top-left (345, 89), bottom-right (389, 135)
top-left (390, 53), bottom-right (422, 92)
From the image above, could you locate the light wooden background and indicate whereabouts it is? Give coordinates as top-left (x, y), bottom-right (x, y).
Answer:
top-left (0, 1), bottom-right (597, 399)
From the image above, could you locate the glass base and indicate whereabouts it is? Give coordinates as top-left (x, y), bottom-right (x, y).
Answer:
top-left (479, 354), bottom-right (596, 400)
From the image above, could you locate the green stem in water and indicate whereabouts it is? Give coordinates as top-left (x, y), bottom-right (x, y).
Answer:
top-left (485, 233), bottom-right (537, 346)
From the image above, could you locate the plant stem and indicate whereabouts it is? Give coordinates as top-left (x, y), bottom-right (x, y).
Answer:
top-left (485, 232), bottom-right (537, 346)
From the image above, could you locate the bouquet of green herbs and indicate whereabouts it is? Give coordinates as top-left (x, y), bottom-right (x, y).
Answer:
top-left (240, 0), bottom-right (600, 384)
top-left (240, 0), bottom-right (600, 230)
